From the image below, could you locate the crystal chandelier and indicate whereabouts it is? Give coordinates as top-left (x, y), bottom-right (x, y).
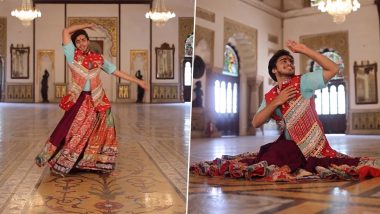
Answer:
top-left (11, 0), bottom-right (41, 27)
top-left (145, 0), bottom-right (176, 27)
top-left (317, 0), bottom-right (360, 24)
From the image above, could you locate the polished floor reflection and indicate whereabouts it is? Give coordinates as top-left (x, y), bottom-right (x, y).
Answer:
top-left (0, 103), bottom-right (190, 213)
top-left (189, 134), bottom-right (380, 214)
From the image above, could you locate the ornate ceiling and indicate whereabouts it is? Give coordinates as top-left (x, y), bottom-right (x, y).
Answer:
top-left (259, 0), bottom-right (310, 12)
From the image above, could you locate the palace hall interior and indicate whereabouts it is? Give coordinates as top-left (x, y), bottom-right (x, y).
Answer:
top-left (0, 0), bottom-right (193, 213)
top-left (189, 0), bottom-right (380, 213)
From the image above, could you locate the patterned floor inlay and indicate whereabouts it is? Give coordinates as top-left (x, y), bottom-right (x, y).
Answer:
top-left (0, 103), bottom-right (189, 214)
top-left (27, 140), bottom-right (185, 213)
top-left (189, 135), bottom-right (380, 214)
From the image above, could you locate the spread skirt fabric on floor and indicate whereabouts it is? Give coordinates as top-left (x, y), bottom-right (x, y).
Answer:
top-left (190, 135), bottom-right (380, 181)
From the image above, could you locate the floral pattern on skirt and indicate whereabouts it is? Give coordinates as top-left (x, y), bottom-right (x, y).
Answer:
top-left (190, 137), bottom-right (380, 182)
top-left (35, 92), bottom-right (117, 176)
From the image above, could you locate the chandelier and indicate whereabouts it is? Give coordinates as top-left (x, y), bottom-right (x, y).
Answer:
top-left (145, 0), bottom-right (176, 27)
top-left (11, 0), bottom-right (41, 27)
top-left (317, 0), bottom-right (360, 24)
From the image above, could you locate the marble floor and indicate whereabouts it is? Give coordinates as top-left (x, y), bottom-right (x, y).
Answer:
top-left (188, 134), bottom-right (380, 214)
top-left (0, 102), bottom-right (190, 214)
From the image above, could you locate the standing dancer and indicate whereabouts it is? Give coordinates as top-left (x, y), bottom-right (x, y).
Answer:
top-left (35, 23), bottom-right (147, 176)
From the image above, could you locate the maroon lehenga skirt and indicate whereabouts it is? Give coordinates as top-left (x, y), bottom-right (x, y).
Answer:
top-left (35, 91), bottom-right (117, 176)
top-left (190, 135), bottom-right (380, 181)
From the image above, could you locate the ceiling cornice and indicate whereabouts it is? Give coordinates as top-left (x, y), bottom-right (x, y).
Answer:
top-left (240, 0), bottom-right (283, 18)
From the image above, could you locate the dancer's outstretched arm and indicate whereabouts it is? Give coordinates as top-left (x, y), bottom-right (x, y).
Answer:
top-left (113, 70), bottom-right (148, 90)
top-left (286, 40), bottom-right (339, 83)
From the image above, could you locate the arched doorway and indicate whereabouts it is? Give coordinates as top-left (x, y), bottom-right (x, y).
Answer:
top-left (311, 49), bottom-right (347, 133)
top-left (210, 44), bottom-right (240, 136)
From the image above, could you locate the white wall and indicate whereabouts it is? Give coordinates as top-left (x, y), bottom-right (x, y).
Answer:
top-left (121, 4), bottom-right (150, 102)
top-left (284, 3), bottom-right (380, 110)
top-left (152, 0), bottom-right (195, 85)
top-left (35, 4), bottom-right (65, 102)
top-left (1, 0), bottom-right (33, 83)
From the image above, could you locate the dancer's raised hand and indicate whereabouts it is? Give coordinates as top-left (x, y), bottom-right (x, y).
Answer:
top-left (286, 40), bottom-right (307, 54)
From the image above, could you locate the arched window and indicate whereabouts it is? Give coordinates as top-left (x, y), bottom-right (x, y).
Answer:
top-left (311, 49), bottom-right (345, 115)
top-left (311, 49), bottom-right (344, 79)
top-left (184, 33), bottom-right (193, 58)
top-left (183, 33), bottom-right (194, 102)
top-left (214, 44), bottom-right (240, 114)
top-left (223, 44), bottom-right (239, 77)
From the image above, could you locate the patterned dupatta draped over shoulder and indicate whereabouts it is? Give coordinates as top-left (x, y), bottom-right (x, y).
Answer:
top-left (59, 49), bottom-right (111, 112)
top-left (265, 75), bottom-right (341, 159)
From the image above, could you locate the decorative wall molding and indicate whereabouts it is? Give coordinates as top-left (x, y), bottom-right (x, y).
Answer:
top-left (151, 83), bottom-right (180, 103)
top-left (196, 7), bottom-right (215, 22)
top-left (117, 84), bottom-right (130, 100)
top-left (6, 84), bottom-right (34, 102)
top-left (224, 17), bottom-right (257, 47)
top-left (0, 18), bottom-right (6, 58)
top-left (300, 31), bottom-right (349, 78)
top-left (68, 17), bottom-right (118, 57)
top-left (268, 34), bottom-right (278, 44)
top-left (348, 109), bottom-right (380, 134)
top-left (195, 25), bottom-right (214, 69)
top-left (224, 17), bottom-right (257, 76)
top-left (178, 17), bottom-right (194, 65)
top-left (55, 83), bottom-right (67, 99)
